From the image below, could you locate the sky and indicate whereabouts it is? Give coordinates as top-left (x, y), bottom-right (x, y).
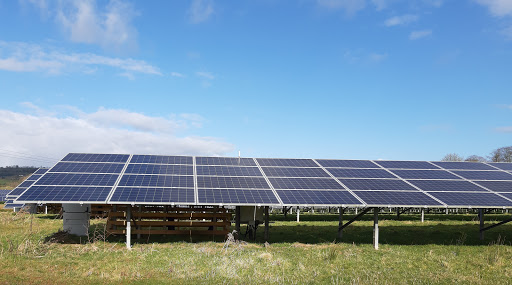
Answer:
top-left (0, 0), bottom-right (511, 167)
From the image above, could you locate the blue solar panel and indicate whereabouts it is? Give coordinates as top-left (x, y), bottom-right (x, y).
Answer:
top-left (34, 168), bottom-right (49, 174)
top-left (500, 193), bottom-right (512, 201)
top-left (277, 190), bottom-right (362, 205)
top-left (198, 189), bottom-right (279, 204)
top-left (452, 171), bottom-right (512, 180)
top-left (428, 192), bottom-right (512, 207)
top-left (109, 187), bottom-right (195, 203)
top-left (327, 168), bottom-right (396, 179)
top-left (408, 180), bottom-right (487, 192)
top-left (256, 158), bottom-right (318, 167)
top-left (7, 187), bottom-right (27, 196)
top-left (62, 153), bottom-right (129, 163)
top-left (130, 155), bottom-right (193, 165)
top-left (26, 174), bottom-right (42, 181)
top-left (374, 161), bottom-right (439, 169)
top-left (125, 164), bottom-right (193, 175)
top-left (196, 157), bottom-right (256, 166)
top-left (315, 159), bottom-right (379, 168)
top-left (35, 173), bottom-right (119, 186)
top-left (50, 162), bottom-right (125, 173)
top-left (0, 190), bottom-right (10, 202)
top-left (391, 170), bottom-right (461, 180)
top-left (353, 191), bottom-right (442, 206)
top-left (488, 163), bottom-right (512, 171)
top-left (432, 161), bottom-right (495, 170)
top-left (17, 186), bottom-right (112, 202)
top-left (197, 176), bottom-right (270, 189)
top-left (269, 178), bottom-right (344, 190)
top-left (472, 181), bottom-right (512, 193)
top-left (19, 180), bottom-right (35, 188)
top-left (339, 179), bottom-right (417, 191)
top-left (196, 166), bottom-right (262, 177)
top-left (262, 167), bottom-right (330, 178)
top-left (3, 200), bottom-right (24, 209)
top-left (119, 175), bottom-right (194, 188)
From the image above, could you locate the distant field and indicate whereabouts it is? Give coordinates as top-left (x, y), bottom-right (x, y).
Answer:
top-left (1, 210), bottom-right (512, 284)
top-left (0, 175), bottom-right (31, 190)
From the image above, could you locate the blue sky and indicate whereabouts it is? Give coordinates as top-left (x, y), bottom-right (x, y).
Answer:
top-left (0, 0), bottom-right (511, 166)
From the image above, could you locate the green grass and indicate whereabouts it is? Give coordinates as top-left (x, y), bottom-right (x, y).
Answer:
top-left (1, 208), bottom-right (512, 284)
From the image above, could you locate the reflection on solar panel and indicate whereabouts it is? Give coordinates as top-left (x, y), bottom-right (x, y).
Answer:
top-left (17, 186), bottom-right (112, 202)
top-left (428, 192), bottom-right (512, 207)
top-left (327, 168), bottom-right (396, 179)
top-left (269, 178), bottom-right (344, 190)
top-left (262, 167), bottom-right (329, 177)
top-left (277, 190), bottom-right (362, 205)
top-left (50, 162), bottom-right (125, 173)
top-left (125, 164), bottom-right (193, 175)
top-left (488, 163), bottom-right (512, 171)
top-left (432, 161), bottom-right (495, 170)
top-left (408, 180), bottom-right (486, 192)
top-left (339, 179), bottom-right (416, 191)
top-left (316, 159), bottom-right (379, 168)
top-left (390, 170), bottom-right (461, 180)
top-left (452, 171), bottom-right (512, 181)
top-left (256, 158), bottom-right (318, 167)
top-left (110, 187), bottom-right (195, 204)
top-left (197, 166), bottom-right (262, 177)
top-left (62, 153), bottom-right (129, 163)
top-left (196, 157), bottom-right (256, 166)
top-left (130, 155), bottom-right (192, 165)
top-left (119, 175), bottom-right (194, 188)
top-left (36, 173), bottom-right (119, 186)
top-left (198, 189), bottom-right (279, 204)
top-left (197, 176), bottom-right (270, 189)
top-left (374, 161), bottom-right (439, 169)
top-left (472, 181), bottom-right (512, 192)
top-left (353, 191), bottom-right (442, 206)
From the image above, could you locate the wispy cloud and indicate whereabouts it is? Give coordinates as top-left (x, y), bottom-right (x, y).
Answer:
top-left (317, 0), bottom-right (366, 16)
top-left (384, 14), bottom-right (418, 27)
top-left (0, 41), bottom-right (161, 76)
top-left (475, 0), bottom-right (512, 17)
top-left (170, 72), bottom-right (185, 78)
top-left (409, 29), bottom-right (432, 40)
top-left (196, 71), bottom-right (215, 80)
top-left (188, 0), bottom-right (214, 24)
top-left (495, 126), bottom-right (512, 133)
top-left (372, 0), bottom-right (389, 11)
top-left (344, 49), bottom-right (388, 64)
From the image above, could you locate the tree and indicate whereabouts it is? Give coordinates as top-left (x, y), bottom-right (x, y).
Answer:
top-left (489, 146), bottom-right (512, 162)
top-left (465, 155), bottom-right (487, 162)
top-left (441, 153), bottom-right (464, 162)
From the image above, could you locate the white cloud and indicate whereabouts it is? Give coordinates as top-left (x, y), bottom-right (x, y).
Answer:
top-left (0, 41), bottom-right (161, 76)
top-left (368, 52), bottom-right (388, 62)
top-left (188, 0), bottom-right (214, 24)
top-left (409, 29), bottom-right (432, 40)
top-left (196, 71), bottom-right (215, 80)
top-left (495, 126), bottom-right (512, 133)
top-left (170, 72), bottom-right (185, 78)
top-left (317, 0), bottom-right (366, 16)
top-left (384, 14), bottom-right (418, 27)
top-left (372, 0), bottom-right (389, 10)
top-left (344, 49), bottom-right (387, 64)
top-left (0, 104), bottom-right (234, 166)
top-left (475, 0), bottom-right (512, 17)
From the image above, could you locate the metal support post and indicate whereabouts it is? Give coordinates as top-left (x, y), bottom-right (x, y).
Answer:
top-left (337, 207), bottom-right (344, 241)
top-left (264, 206), bottom-right (269, 242)
top-left (373, 208), bottom-right (379, 250)
top-left (479, 208), bottom-right (484, 240)
top-left (445, 208), bottom-right (449, 215)
top-left (355, 207), bottom-right (358, 215)
top-left (421, 208), bottom-right (425, 223)
top-left (296, 206), bottom-right (300, 223)
top-left (235, 206), bottom-right (241, 236)
top-left (45, 205), bottom-right (48, 215)
top-left (126, 205), bottom-right (132, 250)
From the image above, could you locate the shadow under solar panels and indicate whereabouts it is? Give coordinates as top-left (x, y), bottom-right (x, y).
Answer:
top-left (352, 191), bottom-right (443, 206)
top-left (428, 192), bottom-right (512, 207)
top-left (17, 186), bottom-right (113, 203)
top-left (277, 190), bottom-right (362, 205)
top-left (198, 189), bottom-right (279, 204)
top-left (109, 187), bottom-right (195, 204)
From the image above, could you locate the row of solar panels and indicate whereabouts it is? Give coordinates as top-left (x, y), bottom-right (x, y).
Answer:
top-left (4, 168), bottom-right (49, 209)
top-left (12, 153), bottom-right (512, 208)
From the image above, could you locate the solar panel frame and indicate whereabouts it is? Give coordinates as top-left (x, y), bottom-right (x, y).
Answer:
top-left (256, 158), bottom-right (318, 167)
top-left (326, 168), bottom-right (397, 179)
top-left (471, 181), bottom-right (512, 193)
top-left (197, 165), bottom-right (263, 177)
top-left (487, 163), bottom-right (512, 171)
top-left (262, 167), bottom-right (331, 178)
top-left (373, 160), bottom-right (440, 169)
top-left (61, 153), bottom-right (129, 163)
top-left (451, 170), bottom-right (512, 181)
top-left (428, 192), bottom-right (512, 208)
top-left (109, 187), bottom-right (195, 205)
top-left (49, 162), bottom-right (125, 174)
top-left (338, 178), bottom-right (418, 191)
top-left (130, 155), bottom-right (193, 165)
top-left (269, 177), bottom-right (345, 190)
top-left (408, 180), bottom-right (490, 192)
top-left (277, 190), bottom-right (363, 206)
top-left (196, 156), bottom-right (257, 166)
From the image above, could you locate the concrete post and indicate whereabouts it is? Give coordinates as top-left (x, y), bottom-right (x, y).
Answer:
top-left (126, 205), bottom-right (132, 250)
top-left (373, 208), bottom-right (379, 250)
top-left (296, 206), bottom-right (300, 223)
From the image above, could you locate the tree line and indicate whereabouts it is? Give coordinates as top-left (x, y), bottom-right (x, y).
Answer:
top-left (442, 146), bottom-right (512, 162)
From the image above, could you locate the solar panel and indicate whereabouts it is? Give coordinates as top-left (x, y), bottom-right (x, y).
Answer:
top-left (428, 192), bottom-right (512, 207)
top-left (488, 163), bottom-right (512, 171)
top-left (196, 166), bottom-right (262, 177)
top-left (19, 180), bottom-right (36, 188)
top-left (7, 187), bottom-right (27, 196)
top-left (62, 153), bottom-right (129, 163)
top-left (197, 176), bottom-right (270, 189)
top-left (373, 161), bottom-right (439, 169)
top-left (327, 168), bottom-right (396, 179)
top-left (316, 159), bottom-right (379, 168)
top-left (198, 189), bottom-right (279, 204)
top-left (408, 180), bottom-right (487, 192)
top-left (26, 174), bottom-right (42, 181)
top-left (500, 193), bottom-right (512, 201)
top-left (352, 191), bottom-right (442, 206)
top-left (119, 175), bottom-right (194, 188)
top-left (3, 200), bottom-right (24, 209)
top-left (50, 162), bottom-right (125, 173)
top-left (0, 190), bottom-right (10, 202)
top-left (269, 178), bottom-right (344, 190)
top-left (432, 161), bottom-right (496, 170)
top-left (390, 170), bottom-right (461, 180)
top-left (125, 164), bottom-right (193, 175)
top-left (17, 186), bottom-right (113, 202)
top-left (451, 171), bottom-right (512, 181)
top-left (472, 181), bottom-right (512, 193)
top-left (35, 168), bottom-right (49, 174)
top-left (256, 158), bottom-right (318, 167)
top-left (196, 157), bottom-right (256, 166)
top-left (109, 187), bottom-right (195, 204)
top-left (339, 179), bottom-right (417, 191)
top-left (130, 155), bottom-right (192, 165)
top-left (262, 167), bottom-right (330, 178)
top-left (277, 190), bottom-right (362, 205)
top-left (35, 173), bottom-right (119, 186)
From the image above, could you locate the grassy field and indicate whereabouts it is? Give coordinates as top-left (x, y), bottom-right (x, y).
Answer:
top-left (1, 207), bottom-right (512, 284)
top-left (0, 174), bottom-right (30, 190)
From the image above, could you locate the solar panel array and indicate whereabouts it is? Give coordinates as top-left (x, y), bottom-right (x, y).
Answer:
top-left (3, 168), bottom-right (49, 209)
top-left (0, 190), bottom-right (11, 202)
top-left (13, 153), bottom-right (512, 208)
